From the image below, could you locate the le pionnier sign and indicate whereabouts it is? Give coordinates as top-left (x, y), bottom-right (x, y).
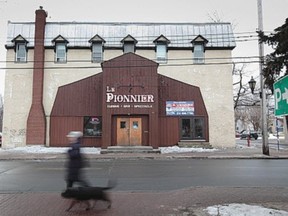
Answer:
top-left (106, 86), bottom-right (154, 108)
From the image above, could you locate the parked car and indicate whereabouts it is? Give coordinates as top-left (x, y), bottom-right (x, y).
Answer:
top-left (235, 131), bottom-right (241, 138)
top-left (240, 131), bottom-right (258, 140)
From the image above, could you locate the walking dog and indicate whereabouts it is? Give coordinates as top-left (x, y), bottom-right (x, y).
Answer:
top-left (61, 181), bottom-right (115, 211)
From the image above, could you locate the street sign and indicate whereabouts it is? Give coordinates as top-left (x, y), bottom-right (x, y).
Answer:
top-left (274, 75), bottom-right (288, 116)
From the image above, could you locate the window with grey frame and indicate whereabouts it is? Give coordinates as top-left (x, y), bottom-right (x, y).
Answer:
top-left (193, 43), bottom-right (204, 64)
top-left (15, 43), bottom-right (27, 62)
top-left (55, 43), bottom-right (67, 63)
top-left (92, 43), bottom-right (103, 63)
top-left (123, 42), bottom-right (135, 53)
top-left (156, 43), bottom-right (167, 63)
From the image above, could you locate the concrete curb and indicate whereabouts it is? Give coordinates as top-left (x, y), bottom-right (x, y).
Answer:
top-left (1, 151), bottom-right (288, 160)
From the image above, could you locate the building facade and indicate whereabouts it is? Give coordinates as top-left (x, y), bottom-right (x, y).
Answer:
top-left (3, 8), bottom-right (236, 149)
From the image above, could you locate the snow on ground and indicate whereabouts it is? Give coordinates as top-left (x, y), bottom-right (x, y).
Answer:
top-left (0, 145), bottom-right (101, 154)
top-left (0, 145), bottom-right (218, 154)
top-left (205, 203), bottom-right (288, 216)
top-left (160, 146), bottom-right (217, 154)
top-left (0, 133), bottom-right (284, 154)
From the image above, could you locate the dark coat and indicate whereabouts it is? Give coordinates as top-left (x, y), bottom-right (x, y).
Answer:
top-left (66, 139), bottom-right (84, 181)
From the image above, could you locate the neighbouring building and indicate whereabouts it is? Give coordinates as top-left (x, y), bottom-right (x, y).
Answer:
top-left (2, 7), bottom-right (236, 149)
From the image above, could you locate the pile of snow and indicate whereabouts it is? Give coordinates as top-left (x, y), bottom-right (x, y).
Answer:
top-left (0, 145), bottom-right (101, 154)
top-left (0, 145), bottom-right (217, 154)
top-left (206, 203), bottom-right (288, 216)
top-left (160, 146), bottom-right (217, 154)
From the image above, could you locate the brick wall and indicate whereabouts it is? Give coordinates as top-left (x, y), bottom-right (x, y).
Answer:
top-left (26, 8), bottom-right (47, 144)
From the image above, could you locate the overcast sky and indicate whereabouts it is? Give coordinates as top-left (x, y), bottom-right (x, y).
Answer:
top-left (0, 0), bottom-right (287, 96)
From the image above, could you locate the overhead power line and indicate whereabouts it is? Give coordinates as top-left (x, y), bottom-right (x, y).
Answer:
top-left (0, 60), bottom-right (263, 70)
top-left (0, 55), bottom-right (263, 64)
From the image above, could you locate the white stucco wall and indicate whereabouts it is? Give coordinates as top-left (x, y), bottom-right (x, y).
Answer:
top-left (3, 47), bottom-right (235, 148)
top-left (2, 51), bottom-right (33, 148)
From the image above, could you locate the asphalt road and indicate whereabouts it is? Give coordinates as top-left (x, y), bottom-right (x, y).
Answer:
top-left (1, 159), bottom-right (288, 192)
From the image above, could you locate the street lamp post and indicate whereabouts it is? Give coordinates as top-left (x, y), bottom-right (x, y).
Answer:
top-left (248, 75), bottom-right (269, 156)
top-left (257, 0), bottom-right (269, 155)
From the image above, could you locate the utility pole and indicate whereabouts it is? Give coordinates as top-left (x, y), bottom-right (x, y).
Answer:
top-left (0, 94), bottom-right (2, 131)
top-left (257, 0), bottom-right (269, 155)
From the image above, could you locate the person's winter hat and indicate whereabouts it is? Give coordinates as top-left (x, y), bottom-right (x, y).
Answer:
top-left (66, 131), bottom-right (83, 138)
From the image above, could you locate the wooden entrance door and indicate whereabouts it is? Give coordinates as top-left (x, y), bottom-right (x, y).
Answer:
top-left (116, 117), bottom-right (142, 146)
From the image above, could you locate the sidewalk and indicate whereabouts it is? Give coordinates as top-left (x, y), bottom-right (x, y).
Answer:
top-left (1, 187), bottom-right (288, 216)
top-left (1, 145), bottom-right (288, 160)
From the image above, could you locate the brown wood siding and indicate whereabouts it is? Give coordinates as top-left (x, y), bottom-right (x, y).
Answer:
top-left (158, 117), bottom-right (180, 147)
top-left (158, 75), bottom-right (208, 117)
top-left (51, 73), bottom-right (103, 116)
top-left (50, 117), bottom-right (82, 147)
top-left (111, 116), bottom-right (117, 146)
top-left (50, 73), bottom-right (103, 147)
top-left (50, 116), bottom-right (102, 147)
top-left (141, 115), bottom-right (149, 146)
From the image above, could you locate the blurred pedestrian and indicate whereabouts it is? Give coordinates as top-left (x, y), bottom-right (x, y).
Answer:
top-left (65, 131), bottom-right (89, 188)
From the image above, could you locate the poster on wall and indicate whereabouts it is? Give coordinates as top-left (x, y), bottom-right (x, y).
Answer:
top-left (166, 101), bottom-right (194, 116)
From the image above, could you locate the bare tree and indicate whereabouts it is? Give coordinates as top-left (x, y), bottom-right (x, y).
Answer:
top-left (235, 105), bottom-right (261, 132)
top-left (207, 10), bottom-right (238, 29)
top-left (234, 108), bottom-right (248, 131)
top-left (207, 11), bottom-right (223, 23)
top-left (233, 63), bottom-right (263, 132)
top-left (233, 64), bottom-right (260, 108)
top-left (233, 64), bottom-right (247, 109)
top-left (248, 106), bottom-right (261, 131)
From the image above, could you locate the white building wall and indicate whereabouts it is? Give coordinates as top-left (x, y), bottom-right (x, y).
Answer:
top-left (2, 50), bottom-right (34, 148)
top-left (3, 47), bottom-right (235, 148)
